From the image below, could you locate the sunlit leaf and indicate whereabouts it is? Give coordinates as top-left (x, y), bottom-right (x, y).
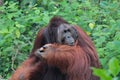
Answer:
top-left (93, 68), bottom-right (112, 80)
top-left (108, 57), bottom-right (120, 77)
top-left (89, 23), bottom-right (95, 29)
top-left (15, 29), bottom-right (20, 38)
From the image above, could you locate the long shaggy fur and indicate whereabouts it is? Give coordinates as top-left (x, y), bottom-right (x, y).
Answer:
top-left (10, 44), bottom-right (100, 80)
top-left (10, 17), bottom-right (100, 80)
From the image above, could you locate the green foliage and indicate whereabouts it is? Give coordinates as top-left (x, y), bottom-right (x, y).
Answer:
top-left (93, 57), bottom-right (120, 80)
top-left (0, 0), bottom-right (120, 79)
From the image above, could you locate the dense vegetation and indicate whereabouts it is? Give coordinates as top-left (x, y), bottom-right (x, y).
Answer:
top-left (0, 0), bottom-right (120, 80)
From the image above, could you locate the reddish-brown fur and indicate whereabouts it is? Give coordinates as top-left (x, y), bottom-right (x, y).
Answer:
top-left (31, 17), bottom-right (69, 56)
top-left (10, 44), bottom-right (100, 80)
top-left (10, 17), bottom-right (100, 80)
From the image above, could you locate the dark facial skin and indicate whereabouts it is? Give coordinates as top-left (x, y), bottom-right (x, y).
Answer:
top-left (57, 24), bottom-right (78, 46)
top-left (62, 30), bottom-right (75, 45)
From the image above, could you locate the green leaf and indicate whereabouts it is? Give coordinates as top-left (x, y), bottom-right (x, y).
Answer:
top-left (15, 22), bottom-right (25, 28)
top-left (43, 12), bottom-right (50, 23)
top-left (0, 28), bottom-right (9, 34)
top-left (89, 23), bottom-right (95, 29)
top-left (108, 57), bottom-right (120, 77)
top-left (35, 9), bottom-right (40, 14)
top-left (93, 68), bottom-right (112, 80)
top-left (15, 30), bottom-right (20, 38)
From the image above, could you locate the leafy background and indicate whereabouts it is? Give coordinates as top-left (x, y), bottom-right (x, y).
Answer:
top-left (0, 0), bottom-right (120, 80)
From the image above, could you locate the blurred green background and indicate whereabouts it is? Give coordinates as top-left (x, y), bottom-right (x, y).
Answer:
top-left (0, 0), bottom-right (120, 80)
